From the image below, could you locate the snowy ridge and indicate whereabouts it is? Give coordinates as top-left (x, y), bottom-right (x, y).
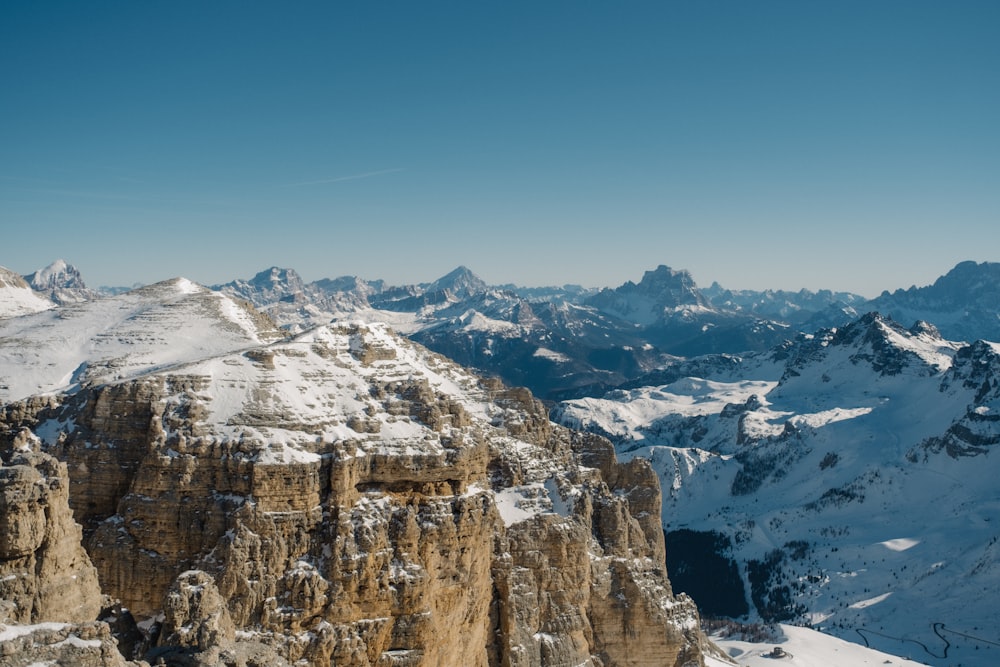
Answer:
top-left (0, 265), bottom-right (54, 318)
top-left (0, 278), bottom-right (281, 402)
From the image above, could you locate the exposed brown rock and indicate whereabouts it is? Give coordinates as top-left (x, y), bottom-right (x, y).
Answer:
top-left (0, 439), bottom-right (102, 624)
top-left (0, 620), bottom-right (146, 667)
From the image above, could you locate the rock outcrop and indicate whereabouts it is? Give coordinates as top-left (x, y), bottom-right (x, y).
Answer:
top-left (0, 432), bottom-right (145, 667)
top-left (0, 433), bottom-right (102, 624)
top-left (0, 621), bottom-right (142, 667)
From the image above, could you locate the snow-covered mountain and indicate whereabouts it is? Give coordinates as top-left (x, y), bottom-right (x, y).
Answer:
top-left (23, 259), bottom-right (100, 305)
top-left (0, 266), bottom-right (54, 318)
top-left (215, 265), bottom-right (311, 305)
top-left (866, 260), bottom-right (1000, 343)
top-left (0, 277), bottom-right (283, 403)
top-left (553, 312), bottom-right (1000, 667)
top-left (585, 265), bottom-right (711, 326)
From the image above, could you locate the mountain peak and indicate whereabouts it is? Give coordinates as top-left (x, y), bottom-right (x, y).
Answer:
top-left (22, 259), bottom-right (99, 305)
top-left (827, 311), bottom-right (958, 375)
top-left (217, 267), bottom-right (309, 307)
top-left (636, 265), bottom-right (704, 302)
top-left (428, 266), bottom-right (488, 297)
top-left (250, 266), bottom-right (303, 286)
top-left (25, 259), bottom-right (88, 290)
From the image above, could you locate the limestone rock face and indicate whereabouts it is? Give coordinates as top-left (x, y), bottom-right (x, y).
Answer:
top-left (0, 438), bottom-right (102, 624)
top-left (2, 316), bottom-right (708, 666)
top-left (159, 570), bottom-right (236, 651)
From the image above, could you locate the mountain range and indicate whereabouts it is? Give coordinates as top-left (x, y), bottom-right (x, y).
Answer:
top-left (9, 258), bottom-right (990, 403)
top-left (553, 313), bottom-right (1000, 667)
top-left (2, 257), bottom-right (998, 666)
top-left (214, 260), bottom-right (998, 401)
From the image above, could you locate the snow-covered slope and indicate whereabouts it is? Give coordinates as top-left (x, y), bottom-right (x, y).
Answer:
top-left (0, 266), bottom-right (54, 318)
top-left (0, 277), bottom-right (282, 402)
top-left (554, 313), bottom-right (1000, 667)
top-left (706, 624), bottom-right (931, 667)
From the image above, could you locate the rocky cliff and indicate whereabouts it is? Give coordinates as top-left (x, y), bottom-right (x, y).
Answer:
top-left (0, 281), bottom-right (712, 667)
top-left (0, 433), bottom-right (148, 667)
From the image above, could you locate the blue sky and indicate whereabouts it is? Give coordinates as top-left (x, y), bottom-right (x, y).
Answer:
top-left (2, 1), bottom-right (998, 296)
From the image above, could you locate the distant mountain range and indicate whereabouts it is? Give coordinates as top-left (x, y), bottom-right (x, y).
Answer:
top-left (3, 260), bottom-right (998, 401)
top-left (211, 260), bottom-right (1000, 399)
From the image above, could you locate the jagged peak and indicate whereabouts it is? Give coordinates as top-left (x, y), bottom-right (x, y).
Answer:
top-left (830, 312), bottom-right (904, 345)
top-left (428, 266), bottom-right (488, 295)
top-left (635, 265), bottom-right (708, 306)
top-left (24, 258), bottom-right (86, 288)
top-left (638, 264), bottom-right (687, 282)
top-left (908, 320), bottom-right (942, 339)
top-left (826, 311), bottom-right (959, 374)
top-left (250, 266), bottom-right (304, 286)
top-left (878, 260), bottom-right (1000, 299)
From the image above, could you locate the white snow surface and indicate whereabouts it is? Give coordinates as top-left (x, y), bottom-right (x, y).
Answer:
top-left (562, 378), bottom-right (777, 444)
top-left (0, 622), bottom-right (71, 643)
top-left (0, 278), bottom-right (277, 403)
top-left (533, 347), bottom-right (571, 363)
top-left (0, 266), bottom-right (54, 318)
top-left (707, 624), bottom-right (931, 667)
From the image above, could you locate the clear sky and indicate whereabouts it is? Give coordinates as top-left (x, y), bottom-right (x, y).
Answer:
top-left (2, 1), bottom-right (998, 297)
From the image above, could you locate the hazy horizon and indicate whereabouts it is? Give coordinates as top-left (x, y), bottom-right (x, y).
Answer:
top-left (7, 255), bottom-right (994, 301)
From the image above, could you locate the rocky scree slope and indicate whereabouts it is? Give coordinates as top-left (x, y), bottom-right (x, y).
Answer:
top-left (0, 278), bottom-right (712, 667)
top-left (555, 313), bottom-right (1000, 667)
